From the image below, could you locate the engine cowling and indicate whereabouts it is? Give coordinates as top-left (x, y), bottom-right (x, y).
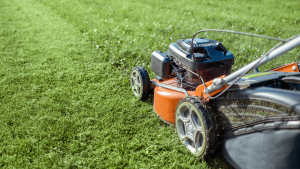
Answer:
top-left (151, 37), bottom-right (234, 90)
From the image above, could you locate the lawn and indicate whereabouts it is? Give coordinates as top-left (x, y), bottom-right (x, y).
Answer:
top-left (0, 0), bottom-right (299, 168)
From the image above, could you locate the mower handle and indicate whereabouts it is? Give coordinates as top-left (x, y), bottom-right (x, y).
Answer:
top-left (206, 35), bottom-right (300, 94)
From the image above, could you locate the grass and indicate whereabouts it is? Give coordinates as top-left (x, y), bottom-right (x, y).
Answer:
top-left (0, 0), bottom-right (299, 168)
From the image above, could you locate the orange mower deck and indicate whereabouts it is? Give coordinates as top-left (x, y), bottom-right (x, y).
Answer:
top-left (152, 78), bottom-right (196, 124)
top-left (271, 62), bottom-right (300, 72)
top-left (151, 76), bottom-right (226, 124)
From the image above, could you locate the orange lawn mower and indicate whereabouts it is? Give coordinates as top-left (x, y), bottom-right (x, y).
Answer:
top-left (130, 29), bottom-right (300, 169)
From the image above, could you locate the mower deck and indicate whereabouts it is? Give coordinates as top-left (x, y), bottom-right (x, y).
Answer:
top-left (151, 78), bottom-right (196, 124)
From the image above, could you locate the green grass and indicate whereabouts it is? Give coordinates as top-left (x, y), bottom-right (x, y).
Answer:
top-left (0, 0), bottom-right (299, 168)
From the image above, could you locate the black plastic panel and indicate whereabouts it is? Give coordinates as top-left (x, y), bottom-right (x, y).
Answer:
top-left (230, 72), bottom-right (300, 87)
top-left (223, 129), bottom-right (300, 169)
top-left (151, 51), bottom-right (170, 79)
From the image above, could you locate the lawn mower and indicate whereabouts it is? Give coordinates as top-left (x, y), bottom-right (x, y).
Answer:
top-left (130, 29), bottom-right (300, 169)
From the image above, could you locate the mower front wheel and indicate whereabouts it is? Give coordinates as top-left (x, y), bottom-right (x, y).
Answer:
top-left (175, 97), bottom-right (216, 159)
top-left (130, 67), bottom-right (151, 100)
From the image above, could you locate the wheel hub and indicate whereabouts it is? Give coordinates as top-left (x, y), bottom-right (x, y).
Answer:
top-left (130, 67), bottom-right (151, 100)
top-left (187, 123), bottom-right (195, 136)
top-left (130, 70), bottom-right (142, 97)
top-left (175, 101), bottom-right (207, 157)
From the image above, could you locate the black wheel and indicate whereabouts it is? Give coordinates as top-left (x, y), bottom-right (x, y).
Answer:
top-left (130, 67), bottom-right (151, 100)
top-left (175, 97), bottom-right (216, 158)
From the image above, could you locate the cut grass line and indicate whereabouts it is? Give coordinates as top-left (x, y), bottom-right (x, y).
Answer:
top-left (1, 0), bottom-right (216, 168)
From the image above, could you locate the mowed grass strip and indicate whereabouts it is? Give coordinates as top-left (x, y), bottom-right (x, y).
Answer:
top-left (41, 0), bottom-right (300, 74)
top-left (0, 0), bottom-right (226, 168)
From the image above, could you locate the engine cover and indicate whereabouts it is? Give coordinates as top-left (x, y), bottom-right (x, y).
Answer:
top-left (168, 38), bottom-right (234, 82)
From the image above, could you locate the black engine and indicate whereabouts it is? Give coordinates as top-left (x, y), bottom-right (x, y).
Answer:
top-left (151, 37), bottom-right (235, 91)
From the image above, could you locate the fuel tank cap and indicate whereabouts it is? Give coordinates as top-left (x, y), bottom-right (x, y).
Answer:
top-left (193, 38), bottom-right (210, 44)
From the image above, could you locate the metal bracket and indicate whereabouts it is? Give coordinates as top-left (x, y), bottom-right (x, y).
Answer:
top-left (151, 81), bottom-right (189, 96)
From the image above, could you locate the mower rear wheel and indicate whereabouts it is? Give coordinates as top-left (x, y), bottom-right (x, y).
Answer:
top-left (130, 67), bottom-right (151, 100)
top-left (175, 97), bottom-right (215, 159)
